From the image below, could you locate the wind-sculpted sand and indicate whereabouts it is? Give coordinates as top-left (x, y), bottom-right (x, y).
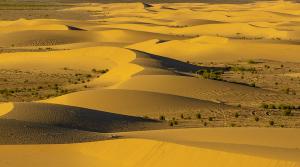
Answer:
top-left (0, 1), bottom-right (300, 167)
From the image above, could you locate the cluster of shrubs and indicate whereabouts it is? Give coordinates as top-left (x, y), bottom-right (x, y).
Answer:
top-left (91, 68), bottom-right (109, 74)
top-left (196, 69), bottom-right (223, 80)
top-left (229, 66), bottom-right (256, 72)
top-left (260, 103), bottom-right (300, 110)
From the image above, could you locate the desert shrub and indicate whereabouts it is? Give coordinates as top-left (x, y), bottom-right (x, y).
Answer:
top-left (260, 103), bottom-right (268, 109)
top-left (208, 117), bottom-right (213, 121)
top-left (250, 82), bottom-right (256, 87)
top-left (269, 120), bottom-right (275, 126)
top-left (283, 110), bottom-right (292, 116)
top-left (234, 112), bottom-right (239, 118)
top-left (267, 104), bottom-right (276, 109)
top-left (196, 69), bottom-right (223, 80)
top-left (230, 123), bottom-right (236, 127)
top-left (248, 60), bottom-right (258, 64)
top-left (284, 88), bottom-right (290, 94)
top-left (180, 113), bottom-right (184, 119)
top-left (255, 117), bottom-right (259, 122)
top-left (203, 122), bottom-right (207, 126)
top-left (159, 115), bottom-right (165, 121)
top-left (196, 113), bottom-right (201, 119)
top-left (168, 120), bottom-right (178, 126)
top-left (229, 66), bottom-right (256, 72)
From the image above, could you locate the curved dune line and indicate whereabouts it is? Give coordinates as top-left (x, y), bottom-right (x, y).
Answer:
top-left (0, 19), bottom-right (68, 32)
top-left (0, 139), bottom-right (298, 167)
top-left (0, 103), bottom-right (14, 117)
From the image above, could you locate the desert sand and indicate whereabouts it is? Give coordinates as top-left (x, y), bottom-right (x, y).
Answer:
top-left (0, 0), bottom-right (300, 166)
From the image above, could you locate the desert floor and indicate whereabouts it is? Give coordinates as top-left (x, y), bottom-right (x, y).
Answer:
top-left (0, 0), bottom-right (300, 166)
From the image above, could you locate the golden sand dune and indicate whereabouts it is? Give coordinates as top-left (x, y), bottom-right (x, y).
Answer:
top-left (0, 46), bottom-right (134, 71)
top-left (117, 75), bottom-right (295, 106)
top-left (0, 19), bottom-right (68, 32)
top-left (128, 36), bottom-right (300, 62)
top-left (43, 89), bottom-right (229, 117)
top-left (0, 138), bottom-right (298, 167)
top-left (117, 128), bottom-right (300, 162)
top-left (0, 30), bottom-right (98, 47)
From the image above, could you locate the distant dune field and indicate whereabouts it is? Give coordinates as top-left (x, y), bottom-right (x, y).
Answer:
top-left (0, 1), bottom-right (300, 167)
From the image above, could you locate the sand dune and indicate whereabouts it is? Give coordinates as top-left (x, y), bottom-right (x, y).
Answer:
top-left (43, 89), bottom-right (229, 117)
top-left (0, 46), bottom-right (135, 77)
top-left (117, 75), bottom-right (295, 106)
top-left (0, 118), bottom-right (109, 144)
top-left (0, 19), bottom-right (68, 32)
top-left (117, 128), bottom-right (300, 162)
top-left (128, 36), bottom-right (300, 62)
top-left (0, 138), bottom-right (298, 167)
top-left (0, 102), bottom-right (162, 133)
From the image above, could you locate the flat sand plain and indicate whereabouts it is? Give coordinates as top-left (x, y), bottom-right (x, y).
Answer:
top-left (0, 1), bottom-right (300, 167)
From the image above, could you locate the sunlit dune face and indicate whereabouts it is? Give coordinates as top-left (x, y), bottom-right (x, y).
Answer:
top-left (0, 103), bottom-right (14, 116)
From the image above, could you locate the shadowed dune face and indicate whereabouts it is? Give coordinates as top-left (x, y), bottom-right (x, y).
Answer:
top-left (0, 102), bottom-right (164, 133)
top-left (0, 119), bottom-right (110, 144)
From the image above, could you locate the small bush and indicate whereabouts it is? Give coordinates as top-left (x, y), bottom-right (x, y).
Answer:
top-left (269, 120), bottom-right (275, 126)
top-left (250, 82), bottom-right (256, 87)
top-left (261, 103), bottom-right (268, 109)
top-left (234, 112), bottom-right (239, 118)
top-left (255, 117), bottom-right (259, 122)
top-left (248, 60), bottom-right (258, 64)
top-left (159, 115), bottom-right (165, 121)
top-left (203, 122), bottom-right (207, 126)
top-left (196, 113), bottom-right (201, 119)
top-left (283, 110), bottom-right (292, 116)
top-left (180, 114), bottom-right (184, 119)
top-left (208, 117), bottom-right (213, 121)
top-left (267, 104), bottom-right (276, 109)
